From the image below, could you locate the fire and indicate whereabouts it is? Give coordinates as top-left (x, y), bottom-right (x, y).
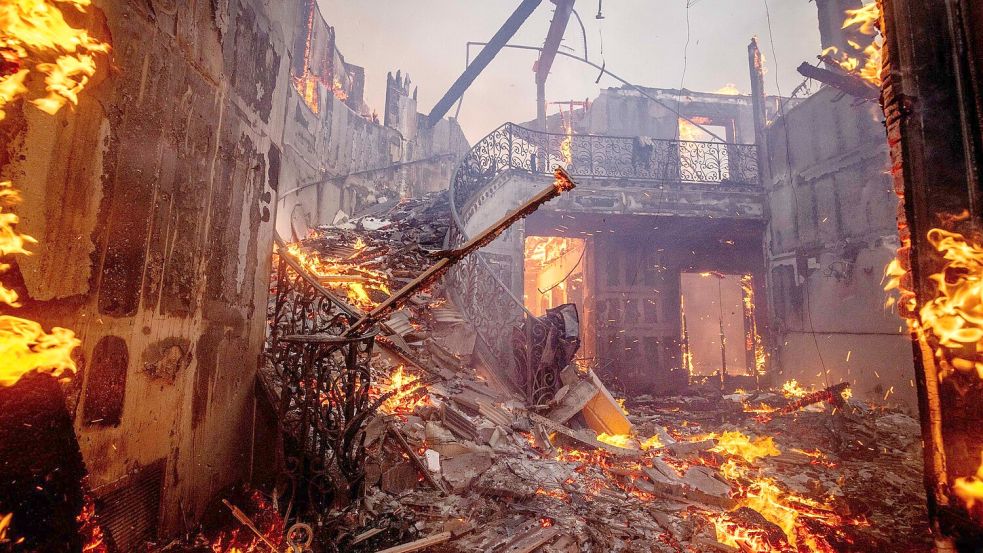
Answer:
top-left (0, 182), bottom-right (80, 387)
top-left (374, 365), bottom-right (430, 415)
top-left (780, 379), bottom-right (809, 398)
top-left (715, 83), bottom-right (741, 95)
top-left (640, 434), bottom-right (663, 450)
top-left (916, 228), bottom-right (983, 379)
top-left (559, 122), bottom-right (573, 167)
top-left (0, 0), bottom-right (111, 120)
top-left (954, 452), bottom-right (983, 510)
top-left (740, 274), bottom-right (767, 376)
top-left (284, 241), bottom-right (391, 310)
top-left (821, 3), bottom-right (883, 87)
top-left (596, 432), bottom-right (633, 449)
top-left (331, 78), bottom-right (348, 101)
top-left (678, 116), bottom-right (715, 142)
top-left (709, 431), bottom-right (780, 464)
top-left (78, 494), bottom-right (107, 553)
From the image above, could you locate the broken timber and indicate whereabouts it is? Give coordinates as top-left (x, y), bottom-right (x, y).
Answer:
top-left (756, 382), bottom-right (851, 423)
top-left (345, 167), bottom-right (576, 336)
top-left (796, 62), bottom-right (879, 101)
top-left (373, 531), bottom-right (453, 553)
top-left (528, 411), bottom-right (642, 457)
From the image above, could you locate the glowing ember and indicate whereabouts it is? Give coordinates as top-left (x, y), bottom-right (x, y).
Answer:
top-left (709, 431), bottom-right (781, 464)
top-left (373, 365), bottom-right (430, 415)
top-left (78, 494), bottom-right (107, 553)
top-left (0, 513), bottom-right (14, 545)
top-left (284, 241), bottom-right (391, 310)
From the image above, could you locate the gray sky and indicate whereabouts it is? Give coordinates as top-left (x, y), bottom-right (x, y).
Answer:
top-left (318, 1), bottom-right (822, 142)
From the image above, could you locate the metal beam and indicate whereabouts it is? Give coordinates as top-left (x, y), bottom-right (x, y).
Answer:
top-left (426, 0), bottom-right (543, 127)
top-left (536, 0), bottom-right (575, 85)
top-left (535, 0), bottom-right (575, 130)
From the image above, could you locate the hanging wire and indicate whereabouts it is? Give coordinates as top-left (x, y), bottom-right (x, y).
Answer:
top-left (762, 0), bottom-right (832, 388)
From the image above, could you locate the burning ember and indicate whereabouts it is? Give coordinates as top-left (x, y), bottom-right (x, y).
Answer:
top-left (0, 183), bottom-right (80, 387)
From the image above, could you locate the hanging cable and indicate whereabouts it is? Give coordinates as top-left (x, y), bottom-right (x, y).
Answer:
top-left (762, 0), bottom-right (832, 388)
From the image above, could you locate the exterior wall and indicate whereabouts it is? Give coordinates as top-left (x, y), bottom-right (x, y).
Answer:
top-left (0, 0), bottom-right (466, 539)
top-left (764, 86), bottom-right (916, 409)
top-left (276, 69), bottom-right (468, 240)
top-left (530, 86), bottom-right (795, 144)
top-left (0, 0), bottom-right (288, 535)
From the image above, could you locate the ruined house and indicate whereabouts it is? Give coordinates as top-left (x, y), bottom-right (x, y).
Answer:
top-left (1, 0), bottom-right (982, 551)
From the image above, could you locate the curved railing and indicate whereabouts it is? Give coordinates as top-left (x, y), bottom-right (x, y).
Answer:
top-left (447, 123), bottom-right (759, 382)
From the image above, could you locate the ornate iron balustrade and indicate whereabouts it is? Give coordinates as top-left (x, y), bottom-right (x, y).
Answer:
top-left (447, 123), bottom-right (760, 383)
top-left (452, 123), bottom-right (760, 209)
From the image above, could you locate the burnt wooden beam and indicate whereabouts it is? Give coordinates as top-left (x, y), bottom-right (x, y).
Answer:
top-left (796, 62), bottom-right (880, 101)
top-left (879, 0), bottom-right (983, 548)
top-left (426, 0), bottom-right (543, 127)
top-left (345, 168), bottom-right (576, 335)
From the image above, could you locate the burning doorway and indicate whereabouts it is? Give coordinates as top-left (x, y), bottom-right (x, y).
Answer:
top-left (523, 236), bottom-right (586, 317)
top-left (680, 272), bottom-right (761, 386)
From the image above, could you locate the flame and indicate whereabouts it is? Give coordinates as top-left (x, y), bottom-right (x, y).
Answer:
top-left (284, 241), bottom-right (391, 310)
top-left (678, 116), bottom-right (715, 142)
top-left (740, 274), bottom-right (767, 376)
top-left (954, 452), bottom-right (983, 510)
top-left (821, 3), bottom-right (883, 87)
top-left (709, 431), bottom-right (781, 464)
top-left (916, 229), bottom-right (983, 379)
top-left (781, 379), bottom-right (809, 398)
top-left (78, 494), bottom-right (107, 553)
top-left (331, 78), bottom-right (348, 101)
top-left (596, 432), bottom-right (633, 449)
top-left (0, 0), bottom-right (111, 120)
top-left (715, 83), bottom-right (741, 95)
top-left (640, 434), bottom-right (663, 450)
top-left (0, 513), bottom-right (13, 544)
top-left (373, 365), bottom-right (430, 415)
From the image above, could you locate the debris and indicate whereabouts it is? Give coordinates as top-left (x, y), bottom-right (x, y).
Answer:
top-left (373, 531), bottom-right (452, 553)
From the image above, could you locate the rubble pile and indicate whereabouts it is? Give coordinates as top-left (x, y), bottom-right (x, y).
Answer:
top-left (252, 192), bottom-right (931, 552)
top-left (341, 362), bottom-right (931, 553)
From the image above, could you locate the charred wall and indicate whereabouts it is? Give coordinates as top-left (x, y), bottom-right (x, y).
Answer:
top-left (0, 0), bottom-right (291, 536)
top-left (764, 86), bottom-right (915, 408)
top-left (0, 0), bottom-right (469, 539)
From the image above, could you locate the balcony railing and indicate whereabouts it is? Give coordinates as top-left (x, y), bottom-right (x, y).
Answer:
top-left (447, 123), bottom-right (759, 382)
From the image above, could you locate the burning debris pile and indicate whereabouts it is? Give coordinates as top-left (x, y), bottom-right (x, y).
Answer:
top-left (234, 189), bottom-right (933, 553)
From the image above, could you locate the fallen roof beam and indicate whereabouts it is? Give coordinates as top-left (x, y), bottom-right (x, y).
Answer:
top-left (426, 0), bottom-right (543, 127)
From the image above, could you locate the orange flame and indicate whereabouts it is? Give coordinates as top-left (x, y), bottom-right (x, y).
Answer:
top-left (0, 0), bottom-right (111, 120)
top-left (709, 431), bottom-right (781, 464)
top-left (373, 365), bottom-right (430, 416)
top-left (0, 181), bottom-right (80, 387)
top-left (822, 3), bottom-right (882, 87)
top-left (284, 241), bottom-right (391, 310)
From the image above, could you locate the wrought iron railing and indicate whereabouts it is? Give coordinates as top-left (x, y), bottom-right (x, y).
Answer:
top-left (447, 123), bottom-right (759, 382)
